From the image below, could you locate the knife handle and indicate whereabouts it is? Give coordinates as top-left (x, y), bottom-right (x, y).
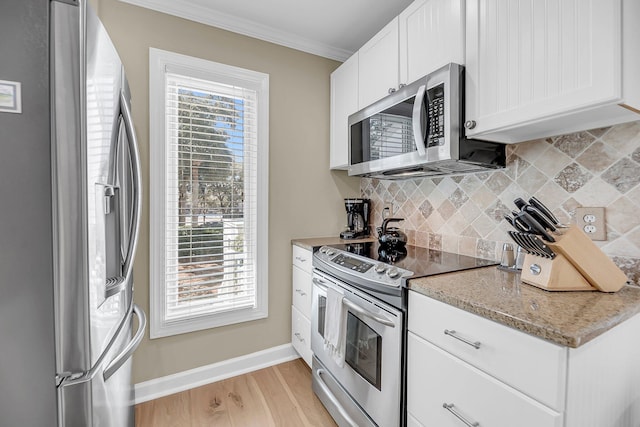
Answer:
top-left (529, 196), bottom-right (559, 225)
top-left (517, 211), bottom-right (556, 242)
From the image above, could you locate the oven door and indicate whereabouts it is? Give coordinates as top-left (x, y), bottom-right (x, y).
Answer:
top-left (311, 271), bottom-right (402, 427)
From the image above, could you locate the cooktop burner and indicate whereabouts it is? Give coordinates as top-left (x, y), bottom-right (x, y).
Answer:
top-left (334, 242), bottom-right (498, 279)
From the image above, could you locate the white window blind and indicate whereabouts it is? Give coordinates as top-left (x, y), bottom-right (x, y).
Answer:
top-left (149, 49), bottom-right (269, 338)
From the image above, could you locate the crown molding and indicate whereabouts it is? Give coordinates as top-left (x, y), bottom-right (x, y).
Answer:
top-left (119, 0), bottom-right (352, 61)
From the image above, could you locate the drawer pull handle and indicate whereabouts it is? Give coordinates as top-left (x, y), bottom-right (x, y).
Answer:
top-left (294, 332), bottom-right (305, 343)
top-left (295, 256), bottom-right (307, 262)
top-left (444, 329), bottom-right (481, 349)
top-left (295, 289), bottom-right (307, 296)
top-left (443, 403), bottom-right (480, 427)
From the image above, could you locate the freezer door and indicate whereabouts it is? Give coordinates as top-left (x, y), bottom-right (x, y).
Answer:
top-left (59, 304), bottom-right (147, 427)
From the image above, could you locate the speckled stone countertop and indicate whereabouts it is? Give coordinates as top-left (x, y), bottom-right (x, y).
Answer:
top-left (409, 266), bottom-right (640, 348)
top-left (291, 236), bottom-right (377, 251)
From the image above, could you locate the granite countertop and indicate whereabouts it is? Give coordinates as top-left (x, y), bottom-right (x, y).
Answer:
top-left (291, 236), bottom-right (377, 251)
top-left (409, 266), bottom-right (640, 348)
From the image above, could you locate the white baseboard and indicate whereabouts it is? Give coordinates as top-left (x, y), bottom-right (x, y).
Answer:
top-left (134, 343), bottom-right (299, 404)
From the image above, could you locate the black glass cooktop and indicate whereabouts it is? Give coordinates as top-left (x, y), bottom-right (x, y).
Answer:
top-left (330, 242), bottom-right (498, 279)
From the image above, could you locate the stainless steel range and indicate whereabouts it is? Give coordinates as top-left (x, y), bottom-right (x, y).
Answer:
top-left (311, 242), bottom-right (496, 427)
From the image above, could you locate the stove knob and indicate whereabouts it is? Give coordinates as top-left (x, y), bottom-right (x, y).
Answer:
top-left (374, 263), bottom-right (387, 274)
top-left (387, 267), bottom-right (400, 279)
top-left (319, 246), bottom-right (328, 254)
top-left (326, 249), bottom-right (336, 257)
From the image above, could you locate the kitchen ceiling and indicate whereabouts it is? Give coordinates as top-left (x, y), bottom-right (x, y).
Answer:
top-left (119, 0), bottom-right (414, 61)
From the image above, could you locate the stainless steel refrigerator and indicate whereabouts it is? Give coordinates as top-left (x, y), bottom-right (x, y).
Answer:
top-left (0, 0), bottom-right (146, 425)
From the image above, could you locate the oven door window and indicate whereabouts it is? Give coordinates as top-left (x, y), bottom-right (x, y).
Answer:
top-left (317, 295), bottom-right (326, 338)
top-left (345, 312), bottom-right (382, 390)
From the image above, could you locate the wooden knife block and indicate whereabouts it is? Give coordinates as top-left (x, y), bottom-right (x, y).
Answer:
top-left (546, 226), bottom-right (627, 292)
top-left (520, 253), bottom-right (596, 291)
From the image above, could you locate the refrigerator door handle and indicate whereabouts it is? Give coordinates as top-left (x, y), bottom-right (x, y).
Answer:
top-left (103, 304), bottom-right (146, 381)
top-left (104, 90), bottom-right (142, 299)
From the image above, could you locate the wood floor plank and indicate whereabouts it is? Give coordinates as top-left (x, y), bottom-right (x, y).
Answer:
top-left (249, 366), bottom-right (310, 427)
top-left (275, 360), bottom-right (337, 427)
top-left (189, 379), bottom-right (232, 427)
top-left (135, 359), bottom-right (337, 427)
top-left (136, 391), bottom-right (192, 427)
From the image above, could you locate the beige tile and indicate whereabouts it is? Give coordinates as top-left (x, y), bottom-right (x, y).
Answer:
top-left (573, 177), bottom-right (620, 207)
top-left (516, 165), bottom-right (549, 196)
top-left (436, 176), bottom-right (458, 197)
top-left (513, 138), bottom-right (551, 164)
top-left (607, 196), bottom-right (640, 235)
top-left (485, 171), bottom-right (513, 195)
top-left (601, 237), bottom-right (640, 258)
top-left (417, 179), bottom-right (437, 198)
top-left (472, 213), bottom-right (498, 238)
top-left (459, 236), bottom-right (478, 256)
top-left (533, 146), bottom-right (573, 179)
top-left (442, 234), bottom-right (458, 253)
top-left (471, 185), bottom-right (498, 209)
top-left (601, 121), bottom-right (640, 155)
top-left (576, 140), bottom-right (621, 173)
top-left (626, 227), bottom-right (640, 252)
top-left (460, 200), bottom-right (482, 223)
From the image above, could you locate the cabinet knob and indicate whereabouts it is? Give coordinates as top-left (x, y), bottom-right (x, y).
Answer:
top-left (398, 83), bottom-right (406, 89)
top-left (464, 120), bottom-right (477, 130)
top-left (388, 87), bottom-right (397, 94)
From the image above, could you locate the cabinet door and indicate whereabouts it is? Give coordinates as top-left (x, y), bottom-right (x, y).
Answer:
top-left (292, 305), bottom-right (312, 367)
top-left (407, 332), bottom-right (563, 427)
top-left (292, 265), bottom-right (312, 318)
top-left (409, 291), bottom-right (567, 411)
top-left (358, 17), bottom-right (400, 108)
top-left (465, 0), bottom-right (621, 140)
top-left (330, 53), bottom-right (358, 170)
top-left (399, 0), bottom-right (465, 86)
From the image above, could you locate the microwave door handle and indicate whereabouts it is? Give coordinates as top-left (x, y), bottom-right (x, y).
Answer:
top-left (412, 85), bottom-right (428, 156)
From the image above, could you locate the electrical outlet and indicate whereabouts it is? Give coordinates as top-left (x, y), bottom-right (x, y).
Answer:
top-left (382, 202), bottom-right (394, 218)
top-left (575, 207), bottom-right (606, 241)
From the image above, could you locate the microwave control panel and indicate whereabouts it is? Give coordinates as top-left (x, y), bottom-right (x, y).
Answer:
top-left (427, 83), bottom-right (445, 147)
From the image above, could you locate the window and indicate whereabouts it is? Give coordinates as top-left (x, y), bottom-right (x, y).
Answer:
top-left (149, 48), bottom-right (269, 338)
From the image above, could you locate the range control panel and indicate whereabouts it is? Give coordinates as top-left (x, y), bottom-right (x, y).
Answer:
top-left (316, 246), bottom-right (413, 288)
top-left (331, 253), bottom-right (374, 273)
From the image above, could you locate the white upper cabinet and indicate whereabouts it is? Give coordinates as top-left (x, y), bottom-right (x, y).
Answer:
top-left (330, 0), bottom-right (466, 171)
top-left (358, 17), bottom-right (400, 109)
top-left (330, 53), bottom-right (358, 170)
top-left (465, 0), bottom-right (640, 143)
top-left (399, 0), bottom-right (465, 86)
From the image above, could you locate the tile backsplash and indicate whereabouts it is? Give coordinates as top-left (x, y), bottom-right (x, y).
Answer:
top-left (361, 121), bottom-right (640, 284)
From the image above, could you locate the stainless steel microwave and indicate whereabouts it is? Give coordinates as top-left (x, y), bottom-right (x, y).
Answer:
top-left (348, 63), bottom-right (505, 179)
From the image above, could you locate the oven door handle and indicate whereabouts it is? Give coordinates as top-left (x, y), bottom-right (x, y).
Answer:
top-left (313, 277), bottom-right (396, 328)
top-left (315, 368), bottom-right (359, 427)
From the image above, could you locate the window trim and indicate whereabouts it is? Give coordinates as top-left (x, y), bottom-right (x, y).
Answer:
top-left (149, 48), bottom-right (269, 339)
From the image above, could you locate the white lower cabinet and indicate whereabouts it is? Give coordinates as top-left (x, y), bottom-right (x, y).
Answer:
top-left (291, 305), bottom-right (312, 366)
top-left (407, 332), bottom-right (562, 427)
top-left (408, 290), bottom-right (640, 427)
top-left (291, 245), bottom-right (313, 367)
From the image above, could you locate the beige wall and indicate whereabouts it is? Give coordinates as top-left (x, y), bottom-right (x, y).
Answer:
top-left (94, 0), bottom-right (360, 383)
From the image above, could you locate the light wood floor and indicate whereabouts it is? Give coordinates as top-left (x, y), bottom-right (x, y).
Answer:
top-left (135, 358), bottom-right (337, 427)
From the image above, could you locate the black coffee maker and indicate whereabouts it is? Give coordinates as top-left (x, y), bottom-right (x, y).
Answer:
top-left (340, 198), bottom-right (370, 239)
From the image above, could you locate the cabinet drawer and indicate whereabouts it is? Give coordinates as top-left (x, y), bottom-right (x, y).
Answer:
top-left (291, 305), bottom-right (311, 367)
top-left (409, 292), bottom-right (567, 411)
top-left (292, 245), bottom-right (312, 274)
top-left (407, 332), bottom-right (563, 427)
top-left (292, 265), bottom-right (312, 318)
